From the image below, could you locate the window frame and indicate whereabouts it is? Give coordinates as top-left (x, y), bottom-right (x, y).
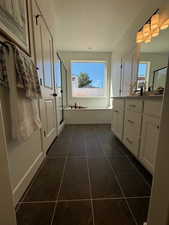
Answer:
top-left (70, 60), bottom-right (108, 98)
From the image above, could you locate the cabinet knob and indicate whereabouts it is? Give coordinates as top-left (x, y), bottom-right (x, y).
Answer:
top-left (157, 125), bottom-right (160, 129)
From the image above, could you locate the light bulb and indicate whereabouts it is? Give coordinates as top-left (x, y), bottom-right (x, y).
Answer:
top-left (152, 28), bottom-right (160, 37)
top-left (160, 18), bottom-right (169, 30)
top-left (143, 24), bottom-right (151, 38)
top-left (144, 35), bottom-right (152, 43)
top-left (151, 14), bottom-right (160, 30)
top-left (136, 31), bottom-right (144, 43)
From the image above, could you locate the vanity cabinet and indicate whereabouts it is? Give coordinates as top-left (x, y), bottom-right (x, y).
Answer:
top-left (111, 97), bottom-right (162, 175)
top-left (111, 99), bottom-right (124, 140)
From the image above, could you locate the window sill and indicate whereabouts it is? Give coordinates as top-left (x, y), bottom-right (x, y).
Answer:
top-left (64, 106), bottom-right (112, 111)
top-left (71, 96), bottom-right (108, 99)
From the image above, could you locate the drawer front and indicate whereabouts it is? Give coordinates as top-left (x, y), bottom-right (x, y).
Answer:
top-left (123, 111), bottom-right (142, 157)
top-left (144, 99), bottom-right (162, 117)
top-left (126, 99), bottom-right (143, 113)
top-left (113, 99), bottom-right (125, 112)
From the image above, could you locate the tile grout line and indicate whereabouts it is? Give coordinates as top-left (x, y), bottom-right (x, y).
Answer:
top-left (122, 151), bottom-right (152, 188)
top-left (50, 155), bottom-right (69, 225)
top-left (104, 155), bottom-right (139, 225)
top-left (17, 159), bottom-right (47, 205)
top-left (96, 131), bottom-right (139, 225)
top-left (49, 126), bottom-right (74, 225)
top-left (84, 133), bottom-right (96, 225)
top-left (17, 195), bottom-right (150, 204)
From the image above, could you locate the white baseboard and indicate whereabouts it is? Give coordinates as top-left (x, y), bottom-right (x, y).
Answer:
top-left (58, 122), bottom-right (65, 135)
top-left (12, 152), bottom-right (44, 206)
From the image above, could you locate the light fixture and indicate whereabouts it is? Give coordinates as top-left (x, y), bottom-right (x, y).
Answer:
top-left (151, 27), bottom-right (160, 37)
top-left (144, 35), bottom-right (152, 43)
top-left (151, 13), bottom-right (160, 30)
top-left (136, 10), bottom-right (169, 44)
top-left (143, 23), bottom-right (151, 38)
top-left (160, 18), bottom-right (169, 30)
top-left (136, 31), bottom-right (144, 43)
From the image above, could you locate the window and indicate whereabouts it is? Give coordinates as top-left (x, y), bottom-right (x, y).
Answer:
top-left (137, 61), bottom-right (150, 89)
top-left (71, 61), bottom-right (107, 97)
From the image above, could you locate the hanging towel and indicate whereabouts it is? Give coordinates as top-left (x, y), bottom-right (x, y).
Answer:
top-left (3, 44), bottom-right (41, 142)
top-left (13, 45), bottom-right (42, 99)
top-left (0, 44), bottom-right (8, 87)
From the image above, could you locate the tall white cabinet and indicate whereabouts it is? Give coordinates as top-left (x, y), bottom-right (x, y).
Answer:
top-left (111, 96), bottom-right (162, 174)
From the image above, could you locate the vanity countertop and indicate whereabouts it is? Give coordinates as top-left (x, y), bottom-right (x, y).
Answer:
top-left (111, 95), bottom-right (163, 100)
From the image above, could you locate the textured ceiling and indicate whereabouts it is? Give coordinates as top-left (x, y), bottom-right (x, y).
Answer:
top-left (37, 0), bottom-right (167, 52)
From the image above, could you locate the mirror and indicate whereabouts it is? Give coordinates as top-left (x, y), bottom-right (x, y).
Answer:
top-left (137, 28), bottom-right (169, 93)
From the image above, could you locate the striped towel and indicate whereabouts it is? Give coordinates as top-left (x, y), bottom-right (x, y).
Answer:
top-left (14, 45), bottom-right (41, 98)
top-left (0, 42), bottom-right (41, 99)
top-left (0, 44), bottom-right (8, 87)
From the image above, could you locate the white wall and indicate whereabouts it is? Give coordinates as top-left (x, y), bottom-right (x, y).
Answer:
top-left (60, 51), bottom-right (112, 108)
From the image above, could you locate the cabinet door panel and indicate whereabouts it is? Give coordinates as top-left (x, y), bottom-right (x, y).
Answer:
top-left (139, 115), bottom-right (160, 174)
top-left (111, 110), bottom-right (124, 140)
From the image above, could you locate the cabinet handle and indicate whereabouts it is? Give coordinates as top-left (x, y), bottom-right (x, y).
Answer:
top-left (157, 125), bottom-right (160, 129)
top-left (114, 110), bottom-right (119, 113)
top-left (126, 137), bottom-right (133, 144)
top-left (35, 14), bottom-right (41, 25)
top-left (129, 104), bottom-right (136, 108)
top-left (128, 119), bottom-right (134, 124)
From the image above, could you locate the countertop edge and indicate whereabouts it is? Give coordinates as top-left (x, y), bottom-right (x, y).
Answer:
top-left (111, 95), bottom-right (163, 100)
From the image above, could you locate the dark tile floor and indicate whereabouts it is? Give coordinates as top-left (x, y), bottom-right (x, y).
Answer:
top-left (16, 125), bottom-right (152, 225)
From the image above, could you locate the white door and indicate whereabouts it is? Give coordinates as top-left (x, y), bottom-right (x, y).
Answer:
top-left (139, 115), bottom-right (160, 173)
top-left (0, 101), bottom-right (17, 225)
top-left (121, 54), bottom-right (133, 96)
top-left (32, 0), bottom-right (57, 153)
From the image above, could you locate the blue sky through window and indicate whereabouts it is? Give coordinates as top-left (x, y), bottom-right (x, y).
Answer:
top-left (138, 63), bottom-right (148, 77)
top-left (71, 62), bottom-right (106, 88)
top-left (55, 62), bottom-right (61, 88)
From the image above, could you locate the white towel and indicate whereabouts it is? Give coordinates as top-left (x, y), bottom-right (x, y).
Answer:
top-left (5, 45), bottom-right (41, 142)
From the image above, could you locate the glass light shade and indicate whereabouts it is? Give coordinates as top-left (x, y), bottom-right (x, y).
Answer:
top-left (144, 35), bottom-right (152, 43)
top-left (151, 14), bottom-right (160, 30)
top-left (152, 28), bottom-right (160, 37)
top-left (160, 18), bottom-right (169, 30)
top-left (136, 31), bottom-right (144, 43)
top-left (143, 24), bottom-right (151, 38)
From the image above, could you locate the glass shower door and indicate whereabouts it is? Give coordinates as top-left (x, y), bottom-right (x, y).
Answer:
top-left (55, 53), bottom-right (64, 125)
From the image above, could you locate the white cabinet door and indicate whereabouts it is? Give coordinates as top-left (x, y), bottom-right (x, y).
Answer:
top-left (139, 115), bottom-right (160, 174)
top-left (111, 109), bottom-right (124, 140)
top-left (32, 1), bottom-right (57, 153)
